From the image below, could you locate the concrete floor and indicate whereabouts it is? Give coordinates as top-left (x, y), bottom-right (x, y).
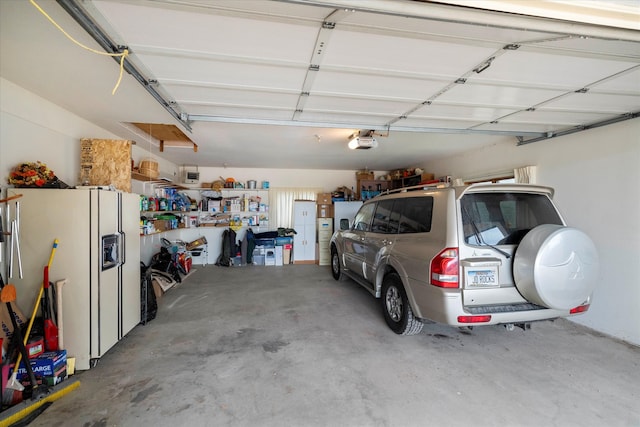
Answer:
top-left (11, 264), bottom-right (640, 426)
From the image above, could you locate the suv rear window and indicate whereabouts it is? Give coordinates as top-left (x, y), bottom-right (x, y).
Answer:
top-left (461, 192), bottom-right (562, 245)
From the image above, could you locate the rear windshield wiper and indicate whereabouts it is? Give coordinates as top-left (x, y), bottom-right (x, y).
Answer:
top-left (463, 206), bottom-right (511, 259)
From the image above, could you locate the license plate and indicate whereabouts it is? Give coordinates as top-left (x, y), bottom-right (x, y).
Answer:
top-left (466, 266), bottom-right (498, 287)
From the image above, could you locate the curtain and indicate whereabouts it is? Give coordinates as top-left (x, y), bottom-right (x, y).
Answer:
top-left (514, 166), bottom-right (537, 184)
top-left (269, 187), bottom-right (323, 229)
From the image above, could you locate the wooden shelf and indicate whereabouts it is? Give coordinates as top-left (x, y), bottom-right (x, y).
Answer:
top-left (390, 173), bottom-right (436, 190)
top-left (357, 179), bottom-right (389, 200)
top-left (131, 172), bottom-right (187, 189)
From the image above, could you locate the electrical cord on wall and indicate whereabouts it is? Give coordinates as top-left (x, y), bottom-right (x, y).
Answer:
top-left (29, 0), bottom-right (128, 95)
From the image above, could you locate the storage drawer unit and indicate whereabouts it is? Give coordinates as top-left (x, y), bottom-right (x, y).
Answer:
top-left (317, 218), bottom-right (333, 266)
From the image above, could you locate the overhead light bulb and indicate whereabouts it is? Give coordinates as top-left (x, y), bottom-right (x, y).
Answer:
top-left (348, 130), bottom-right (377, 149)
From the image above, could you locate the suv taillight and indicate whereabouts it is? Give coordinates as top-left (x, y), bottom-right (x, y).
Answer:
top-left (570, 304), bottom-right (590, 314)
top-left (431, 248), bottom-right (459, 288)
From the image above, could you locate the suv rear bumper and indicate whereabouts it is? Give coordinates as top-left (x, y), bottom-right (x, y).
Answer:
top-left (408, 280), bottom-right (573, 326)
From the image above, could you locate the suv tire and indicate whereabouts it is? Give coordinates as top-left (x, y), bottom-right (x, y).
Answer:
top-left (331, 245), bottom-right (347, 281)
top-left (513, 224), bottom-right (599, 310)
top-left (381, 273), bottom-right (423, 335)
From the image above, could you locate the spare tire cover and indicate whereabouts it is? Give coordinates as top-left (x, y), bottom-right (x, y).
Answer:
top-left (513, 224), bottom-right (599, 310)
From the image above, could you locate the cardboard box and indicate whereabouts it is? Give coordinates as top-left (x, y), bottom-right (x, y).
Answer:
top-left (356, 171), bottom-right (374, 180)
top-left (317, 193), bottom-right (332, 204)
top-left (0, 302), bottom-right (28, 354)
top-left (421, 173), bottom-right (436, 182)
top-left (186, 236), bottom-right (207, 251)
top-left (20, 366), bottom-right (67, 387)
top-left (12, 350), bottom-right (66, 382)
top-left (26, 336), bottom-right (44, 359)
top-left (317, 204), bottom-right (334, 218)
top-left (152, 280), bottom-right (164, 300)
top-left (283, 244), bottom-right (292, 264)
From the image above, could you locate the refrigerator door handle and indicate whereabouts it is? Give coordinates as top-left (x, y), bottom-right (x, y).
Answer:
top-left (120, 231), bottom-right (126, 266)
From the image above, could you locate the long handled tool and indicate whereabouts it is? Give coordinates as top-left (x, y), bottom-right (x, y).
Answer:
top-left (42, 266), bottom-right (58, 351)
top-left (55, 279), bottom-right (67, 350)
top-left (5, 239), bottom-right (59, 395)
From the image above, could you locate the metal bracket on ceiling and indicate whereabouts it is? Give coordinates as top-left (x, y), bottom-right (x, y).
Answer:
top-left (517, 112), bottom-right (640, 145)
top-left (188, 113), bottom-right (545, 137)
top-left (503, 44), bottom-right (520, 50)
top-left (293, 7), bottom-right (355, 121)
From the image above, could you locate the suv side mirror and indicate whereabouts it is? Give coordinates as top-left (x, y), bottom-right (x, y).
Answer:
top-left (340, 218), bottom-right (350, 230)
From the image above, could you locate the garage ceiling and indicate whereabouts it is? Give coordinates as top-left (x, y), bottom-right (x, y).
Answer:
top-left (1, 0), bottom-right (639, 171)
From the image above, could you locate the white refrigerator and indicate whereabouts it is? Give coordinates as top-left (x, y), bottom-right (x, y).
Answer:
top-left (10, 188), bottom-right (140, 370)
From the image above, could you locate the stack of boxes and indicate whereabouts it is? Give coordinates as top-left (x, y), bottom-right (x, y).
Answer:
top-left (316, 193), bottom-right (334, 266)
top-left (8, 350), bottom-right (68, 387)
top-left (252, 236), bottom-right (293, 266)
top-left (275, 236), bottom-right (293, 265)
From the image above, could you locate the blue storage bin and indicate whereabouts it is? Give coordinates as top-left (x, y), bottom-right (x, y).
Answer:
top-left (275, 236), bottom-right (293, 246)
top-left (255, 238), bottom-right (275, 247)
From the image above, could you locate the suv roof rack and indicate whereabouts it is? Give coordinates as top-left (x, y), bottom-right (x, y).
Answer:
top-left (380, 182), bottom-right (451, 196)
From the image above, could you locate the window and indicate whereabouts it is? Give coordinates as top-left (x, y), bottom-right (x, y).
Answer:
top-left (372, 200), bottom-right (395, 233)
top-left (398, 197), bottom-right (433, 233)
top-left (353, 203), bottom-right (375, 232)
top-left (461, 192), bottom-right (562, 245)
top-left (270, 187), bottom-right (323, 228)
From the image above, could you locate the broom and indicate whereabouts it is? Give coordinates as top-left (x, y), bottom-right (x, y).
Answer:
top-left (4, 239), bottom-right (59, 397)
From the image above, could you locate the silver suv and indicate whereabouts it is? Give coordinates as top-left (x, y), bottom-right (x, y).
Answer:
top-left (330, 183), bottom-right (599, 335)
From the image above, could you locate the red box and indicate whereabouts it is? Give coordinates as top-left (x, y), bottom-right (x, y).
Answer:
top-left (26, 336), bottom-right (44, 359)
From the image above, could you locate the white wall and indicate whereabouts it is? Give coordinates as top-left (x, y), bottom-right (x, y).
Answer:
top-left (171, 166), bottom-right (383, 194)
top-left (422, 119), bottom-right (640, 346)
top-left (1, 78), bottom-right (380, 196)
top-left (0, 78), bottom-right (177, 187)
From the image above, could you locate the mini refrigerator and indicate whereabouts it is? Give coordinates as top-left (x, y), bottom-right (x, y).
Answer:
top-left (9, 188), bottom-right (140, 370)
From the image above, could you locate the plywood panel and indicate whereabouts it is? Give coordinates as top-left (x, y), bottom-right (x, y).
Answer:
top-left (80, 139), bottom-right (132, 192)
top-left (131, 123), bottom-right (191, 142)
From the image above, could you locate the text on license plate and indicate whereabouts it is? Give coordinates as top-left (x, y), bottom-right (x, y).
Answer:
top-left (466, 267), bottom-right (499, 287)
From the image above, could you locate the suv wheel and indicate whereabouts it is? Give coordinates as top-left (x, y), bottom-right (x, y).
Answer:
top-left (514, 224), bottom-right (599, 310)
top-left (331, 245), bottom-right (347, 281)
top-left (381, 273), bottom-right (423, 335)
